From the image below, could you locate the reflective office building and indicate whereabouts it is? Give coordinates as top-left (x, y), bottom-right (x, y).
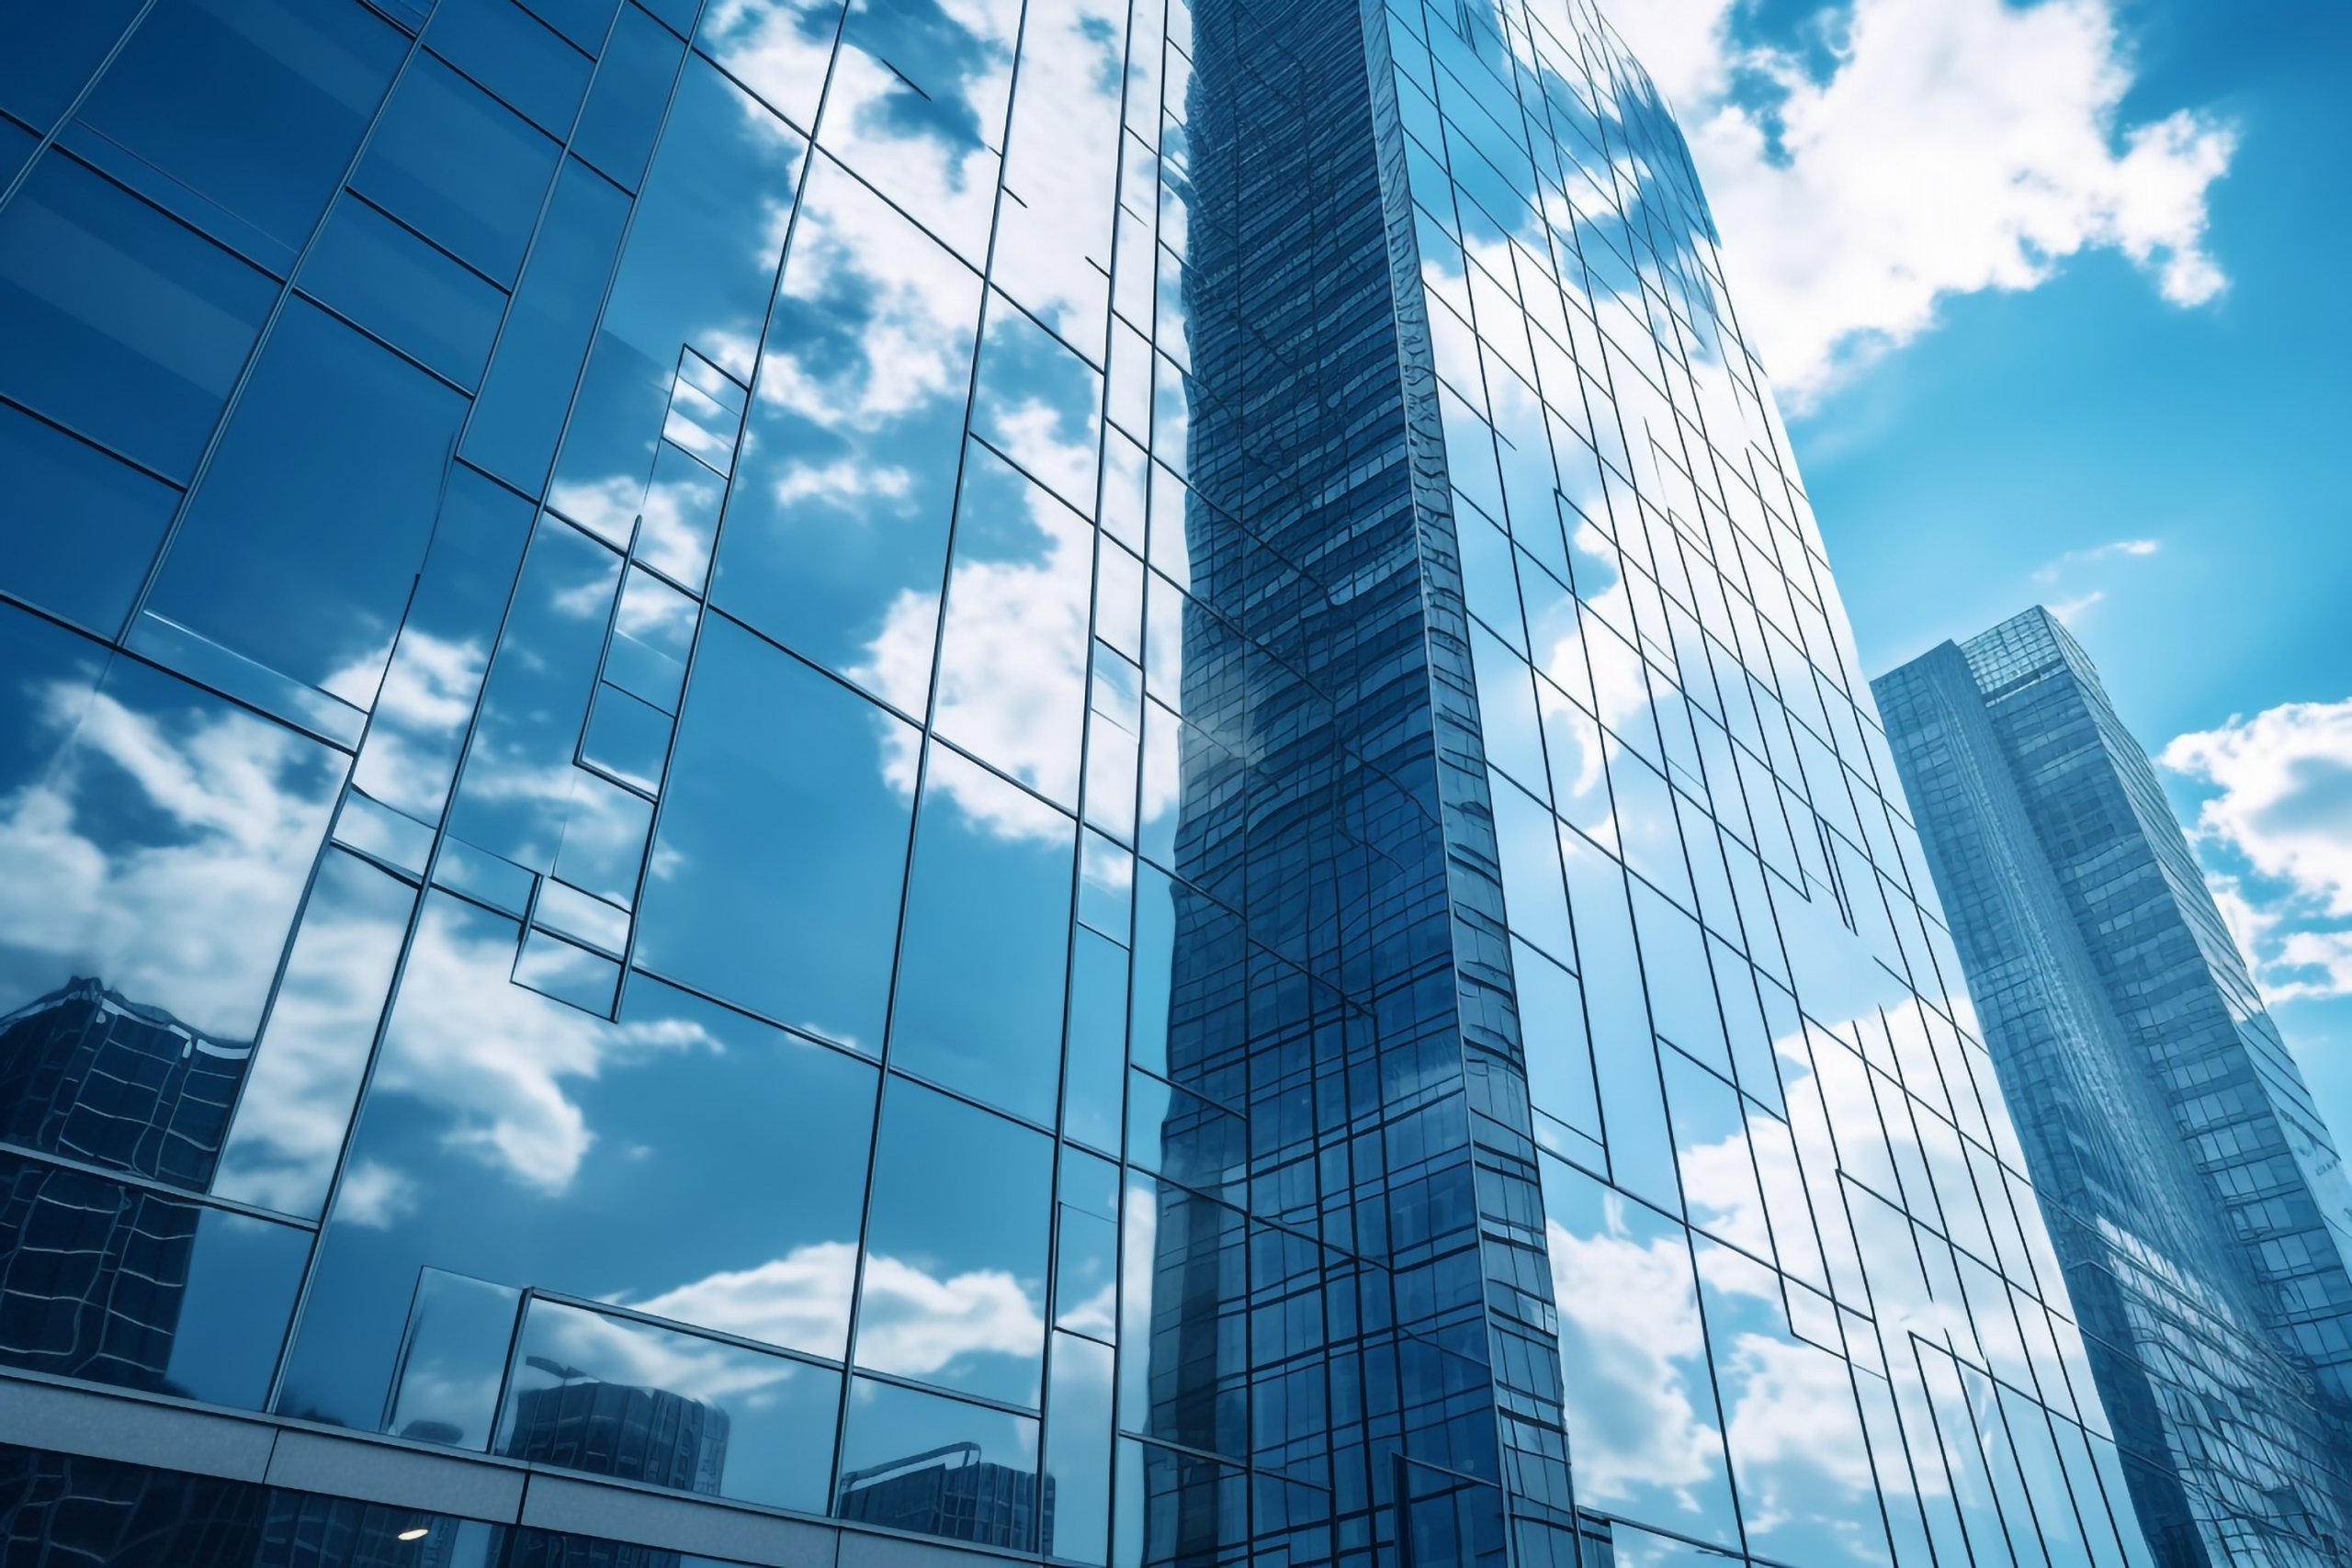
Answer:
top-left (0, 0), bottom-right (2156, 1565)
top-left (1876, 608), bottom-right (2352, 1568)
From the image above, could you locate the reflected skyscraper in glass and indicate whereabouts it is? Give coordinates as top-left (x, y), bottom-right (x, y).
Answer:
top-left (1876, 607), bottom-right (2352, 1568)
top-left (0, 0), bottom-right (2154, 1565)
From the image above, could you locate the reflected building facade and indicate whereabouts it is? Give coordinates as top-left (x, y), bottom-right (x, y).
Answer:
top-left (1875, 607), bottom-right (2352, 1568)
top-left (0, 4), bottom-right (2154, 1568)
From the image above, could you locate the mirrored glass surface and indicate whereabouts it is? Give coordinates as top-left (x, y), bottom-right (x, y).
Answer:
top-left (836, 1374), bottom-right (1043, 1551)
top-left (635, 615), bottom-right (914, 1049)
top-left (855, 1077), bottom-right (1052, 1406)
top-left (891, 746), bottom-right (1073, 1124)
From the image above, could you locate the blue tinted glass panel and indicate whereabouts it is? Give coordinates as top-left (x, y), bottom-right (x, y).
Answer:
top-left (856, 1077), bottom-right (1052, 1406)
top-left (0, 615), bottom-right (345, 1044)
top-left (278, 918), bottom-right (879, 1432)
top-left (353, 53), bottom-right (560, 285)
top-left (0, 1152), bottom-right (309, 1410)
top-left (497, 1296), bottom-right (838, 1510)
top-left (300, 195), bottom-right (506, 388)
top-left (74, 0), bottom-right (401, 259)
top-left (711, 153), bottom-right (978, 713)
top-left (424, 0), bottom-right (594, 138)
top-left (0, 1), bottom-right (144, 128)
top-left (569, 4), bottom-right (683, 190)
top-left (0, 113), bottom-right (35, 186)
top-left (0, 402), bottom-right (178, 637)
top-left (0, 153), bottom-right (275, 479)
top-left (695, 0), bottom-right (845, 131)
top-left (461, 157), bottom-right (629, 491)
top-left (146, 300), bottom-right (468, 712)
top-left (837, 1375), bottom-right (1043, 1551)
top-left (635, 615), bottom-right (914, 1050)
top-left (891, 746), bottom-right (1073, 1124)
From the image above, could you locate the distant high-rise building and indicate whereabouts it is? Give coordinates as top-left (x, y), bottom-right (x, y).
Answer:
top-left (1, 4), bottom-right (2162, 1568)
top-left (1876, 605), bottom-right (2352, 1568)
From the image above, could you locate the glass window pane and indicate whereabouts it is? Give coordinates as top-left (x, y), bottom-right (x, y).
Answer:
top-left (0, 1), bottom-right (144, 129)
top-left (460, 157), bottom-right (631, 492)
top-left (0, 613), bottom-right (345, 1046)
top-left (279, 908), bottom-right (880, 1432)
top-left (350, 464), bottom-right (537, 828)
top-left (856, 1078), bottom-right (1052, 1406)
top-left (695, 0), bottom-right (846, 131)
top-left (1043, 1331), bottom-right (1115, 1564)
top-left (1537, 1153), bottom-right (1737, 1545)
top-left (353, 53), bottom-right (560, 286)
top-left (497, 1296), bottom-right (839, 1511)
top-left (837, 1375), bottom-right (1044, 1551)
top-left (0, 152), bottom-right (276, 479)
top-left (0, 400), bottom-right (178, 637)
top-left (635, 615), bottom-right (914, 1050)
top-left (74, 0), bottom-right (401, 259)
top-left (145, 299), bottom-right (469, 713)
top-left (0, 1150), bottom-right (309, 1409)
top-left (569, 3), bottom-right (682, 191)
top-left (548, 57), bottom-right (804, 553)
top-left (933, 440), bottom-right (1093, 809)
top-left (891, 747), bottom-right (1073, 1124)
top-left (971, 292), bottom-right (1102, 515)
top-left (713, 152), bottom-right (980, 713)
top-left (299, 195), bottom-right (507, 388)
top-left (210, 850), bottom-right (414, 1218)
top-left (815, 0), bottom-right (1019, 264)
top-left (424, 0), bottom-right (594, 139)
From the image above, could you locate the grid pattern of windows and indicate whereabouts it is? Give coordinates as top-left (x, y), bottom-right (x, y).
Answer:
top-left (1876, 609), bottom-right (2352, 1568)
top-left (0, 3), bottom-right (2151, 1568)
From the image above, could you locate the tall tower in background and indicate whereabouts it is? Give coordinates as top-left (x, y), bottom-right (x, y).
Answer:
top-left (0, 0), bottom-right (2157, 1565)
top-left (1878, 606), bottom-right (2352, 1567)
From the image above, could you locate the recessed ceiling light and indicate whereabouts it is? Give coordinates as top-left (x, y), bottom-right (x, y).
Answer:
top-left (397, 1527), bottom-right (430, 1541)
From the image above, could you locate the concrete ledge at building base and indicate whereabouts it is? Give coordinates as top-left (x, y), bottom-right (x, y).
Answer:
top-left (520, 1472), bottom-right (839, 1567)
top-left (266, 1427), bottom-right (525, 1520)
top-left (0, 1376), bottom-right (276, 1482)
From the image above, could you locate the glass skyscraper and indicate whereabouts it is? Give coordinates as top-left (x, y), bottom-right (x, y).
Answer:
top-left (0, 2), bottom-right (2156, 1566)
top-left (1874, 608), bottom-right (2352, 1568)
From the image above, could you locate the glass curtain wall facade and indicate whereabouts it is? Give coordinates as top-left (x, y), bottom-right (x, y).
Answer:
top-left (0, 4), bottom-right (2150, 1568)
top-left (1875, 608), bottom-right (2352, 1568)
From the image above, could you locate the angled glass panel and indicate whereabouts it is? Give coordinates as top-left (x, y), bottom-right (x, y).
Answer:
top-left (277, 917), bottom-right (878, 1432)
top-left (933, 440), bottom-right (1093, 811)
top-left (146, 300), bottom-right (468, 716)
top-left (635, 615), bottom-right (914, 1050)
top-left (971, 295), bottom-right (1102, 517)
top-left (460, 157), bottom-right (631, 492)
top-left (0, 152), bottom-right (275, 479)
top-left (0, 615), bottom-right (344, 1050)
top-left (891, 746), bottom-right (1074, 1125)
top-left (424, 0), bottom-right (595, 138)
top-left (0, 1150), bottom-right (309, 1410)
top-left (815, 0), bottom-right (1021, 265)
top-left (496, 1295), bottom-right (839, 1510)
top-left (299, 194), bottom-right (507, 389)
top-left (0, 2), bottom-right (145, 129)
top-left (0, 401), bottom-right (178, 638)
top-left (855, 1077), bottom-right (1053, 1406)
top-left (837, 1375), bottom-right (1044, 1551)
top-left (352, 52), bottom-right (560, 286)
top-left (1536, 1153), bottom-right (1736, 1546)
top-left (548, 56), bottom-right (803, 544)
top-left (569, 3), bottom-right (684, 191)
top-left (695, 0), bottom-right (847, 131)
top-left (210, 850), bottom-right (414, 1218)
top-left (351, 465), bottom-right (537, 829)
top-left (73, 0), bottom-right (402, 261)
top-left (712, 152), bottom-right (980, 713)
top-left (1117, 1170), bottom-right (1247, 1461)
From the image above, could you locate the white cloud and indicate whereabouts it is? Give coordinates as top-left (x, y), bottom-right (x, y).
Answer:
top-left (1610, 0), bottom-right (2237, 403)
top-left (2162, 701), bottom-right (2352, 1000)
top-left (0, 678), bottom-right (338, 1040)
top-left (2031, 537), bottom-right (2159, 583)
top-left (2046, 589), bottom-right (2104, 626)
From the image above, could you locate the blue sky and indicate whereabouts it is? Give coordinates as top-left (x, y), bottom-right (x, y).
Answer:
top-left (1612, 1), bottom-right (2352, 1135)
